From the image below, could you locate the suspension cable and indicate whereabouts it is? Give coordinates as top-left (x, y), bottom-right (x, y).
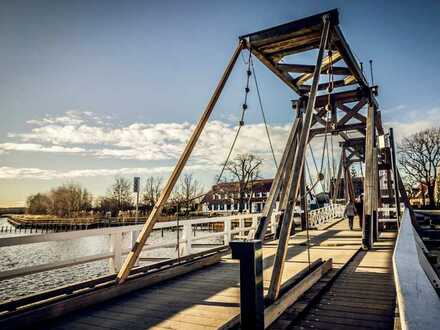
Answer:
top-left (216, 51), bottom-right (252, 183)
top-left (250, 57), bottom-right (278, 168)
top-left (309, 144), bottom-right (325, 192)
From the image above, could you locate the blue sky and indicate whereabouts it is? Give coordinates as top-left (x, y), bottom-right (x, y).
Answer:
top-left (1, 0), bottom-right (440, 206)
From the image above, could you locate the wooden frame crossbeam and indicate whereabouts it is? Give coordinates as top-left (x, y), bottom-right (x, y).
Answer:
top-left (254, 114), bottom-right (302, 239)
top-left (337, 99), bottom-right (367, 126)
top-left (295, 51), bottom-right (342, 86)
top-left (277, 63), bottom-right (351, 75)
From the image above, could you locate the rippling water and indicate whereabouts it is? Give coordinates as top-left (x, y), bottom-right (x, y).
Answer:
top-left (0, 217), bottom-right (222, 302)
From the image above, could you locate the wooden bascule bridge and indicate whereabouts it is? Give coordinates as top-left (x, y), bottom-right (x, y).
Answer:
top-left (1, 9), bottom-right (440, 330)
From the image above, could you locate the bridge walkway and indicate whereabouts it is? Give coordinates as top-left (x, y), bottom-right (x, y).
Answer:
top-left (41, 219), bottom-right (363, 330)
top-left (269, 230), bottom-right (396, 330)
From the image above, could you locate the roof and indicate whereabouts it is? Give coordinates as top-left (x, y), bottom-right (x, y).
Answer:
top-left (201, 179), bottom-right (273, 203)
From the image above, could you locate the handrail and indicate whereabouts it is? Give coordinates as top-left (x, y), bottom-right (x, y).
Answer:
top-left (0, 205), bottom-right (341, 296)
top-left (308, 204), bottom-right (344, 228)
top-left (0, 212), bottom-right (271, 283)
top-left (393, 208), bottom-right (440, 330)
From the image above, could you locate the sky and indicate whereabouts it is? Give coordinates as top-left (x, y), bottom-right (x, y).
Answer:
top-left (1, 0), bottom-right (440, 206)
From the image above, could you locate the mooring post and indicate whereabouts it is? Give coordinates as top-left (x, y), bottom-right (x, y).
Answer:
top-left (230, 240), bottom-right (264, 330)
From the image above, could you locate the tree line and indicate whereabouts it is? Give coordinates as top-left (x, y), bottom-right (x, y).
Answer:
top-left (26, 173), bottom-right (203, 217)
top-left (26, 153), bottom-right (265, 217)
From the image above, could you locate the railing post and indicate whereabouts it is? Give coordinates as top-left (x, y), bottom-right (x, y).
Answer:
top-left (109, 232), bottom-right (122, 273)
top-left (182, 222), bottom-right (192, 255)
top-left (230, 240), bottom-right (265, 330)
top-left (271, 213), bottom-right (278, 235)
top-left (224, 219), bottom-right (232, 245)
top-left (239, 216), bottom-right (245, 236)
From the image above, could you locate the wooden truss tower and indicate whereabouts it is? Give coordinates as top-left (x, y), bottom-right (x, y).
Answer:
top-left (116, 9), bottom-right (405, 303)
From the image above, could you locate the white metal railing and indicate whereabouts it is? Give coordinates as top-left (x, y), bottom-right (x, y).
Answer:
top-left (308, 204), bottom-right (344, 228)
top-left (0, 212), bottom-right (280, 283)
top-left (393, 208), bottom-right (440, 330)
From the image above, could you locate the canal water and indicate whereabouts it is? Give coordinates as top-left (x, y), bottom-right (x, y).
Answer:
top-left (0, 217), bottom-right (223, 302)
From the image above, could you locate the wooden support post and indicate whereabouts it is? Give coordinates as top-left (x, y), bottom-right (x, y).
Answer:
top-left (333, 153), bottom-right (344, 203)
top-left (116, 42), bottom-right (244, 284)
top-left (230, 240), bottom-right (264, 330)
top-left (362, 103), bottom-right (375, 250)
top-left (254, 114), bottom-right (302, 239)
top-left (300, 169), bottom-right (308, 231)
top-left (343, 150), bottom-right (355, 204)
top-left (389, 128), bottom-right (401, 222)
top-left (372, 148), bottom-right (379, 242)
top-left (267, 15), bottom-right (331, 302)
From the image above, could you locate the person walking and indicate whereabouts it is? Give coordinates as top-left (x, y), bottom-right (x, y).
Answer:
top-left (344, 201), bottom-right (357, 230)
top-left (355, 195), bottom-right (364, 229)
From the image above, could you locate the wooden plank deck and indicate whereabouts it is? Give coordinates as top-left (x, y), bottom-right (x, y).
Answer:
top-left (42, 219), bottom-right (363, 330)
top-left (271, 229), bottom-right (396, 330)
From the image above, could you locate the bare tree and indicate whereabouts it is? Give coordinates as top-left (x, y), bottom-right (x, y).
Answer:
top-left (108, 177), bottom-right (132, 213)
top-left (26, 183), bottom-right (92, 217)
top-left (399, 127), bottom-right (440, 207)
top-left (174, 173), bottom-right (202, 216)
top-left (27, 193), bottom-right (52, 215)
top-left (224, 153), bottom-right (262, 212)
top-left (142, 176), bottom-right (163, 210)
top-left (50, 183), bottom-right (92, 217)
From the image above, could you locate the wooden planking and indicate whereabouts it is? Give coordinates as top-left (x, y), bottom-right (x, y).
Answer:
top-left (36, 221), bottom-right (363, 330)
top-left (273, 231), bottom-right (396, 330)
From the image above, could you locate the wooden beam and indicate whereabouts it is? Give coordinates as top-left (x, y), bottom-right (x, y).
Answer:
top-left (389, 128), bottom-right (401, 223)
top-left (295, 51), bottom-right (342, 86)
top-left (314, 87), bottom-right (370, 108)
top-left (116, 42), bottom-right (244, 284)
top-left (375, 110), bottom-right (385, 136)
top-left (337, 99), bottom-right (367, 126)
top-left (250, 45), bottom-right (303, 95)
top-left (254, 114), bottom-right (302, 239)
top-left (316, 75), bottom-right (357, 91)
top-left (268, 15), bottom-right (331, 302)
top-left (344, 153), bottom-right (356, 203)
top-left (264, 259), bottom-right (333, 328)
top-left (362, 104), bottom-right (375, 250)
top-left (241, 9), bottom-right (339, 46)
top-left (277, 63), bottom-right (351, 75)
top-left (309, 123), bottom-right (366, 138)
top-left (332, 25), bottom-right (369, 89)
top-left (333, 153), bottom-right (344, 202)
top-left (311, 107), bottom-right (328, 127)
top-left (279, 116), bottom-right (302, 212)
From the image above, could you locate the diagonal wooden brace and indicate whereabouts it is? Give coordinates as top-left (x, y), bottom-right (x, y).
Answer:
top-left (116, 42), bottom-right (244, 284)
top-left (267, 15), bottom-right (331, 302)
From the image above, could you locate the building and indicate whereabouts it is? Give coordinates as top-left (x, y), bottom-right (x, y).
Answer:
top-left (201, 179), bottom-right (274, 214)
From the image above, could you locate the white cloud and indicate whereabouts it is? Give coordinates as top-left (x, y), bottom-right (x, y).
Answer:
top-left (3, 108), bottom-right (440, 178)
top-left (5, 111), bottom-right (293, 164)
top-left (0, 164), bottom-right (214, 180)
top-left (0, 143), bottom-right (85, 154)
top-left (385, 107), bottom-right (440, 142)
